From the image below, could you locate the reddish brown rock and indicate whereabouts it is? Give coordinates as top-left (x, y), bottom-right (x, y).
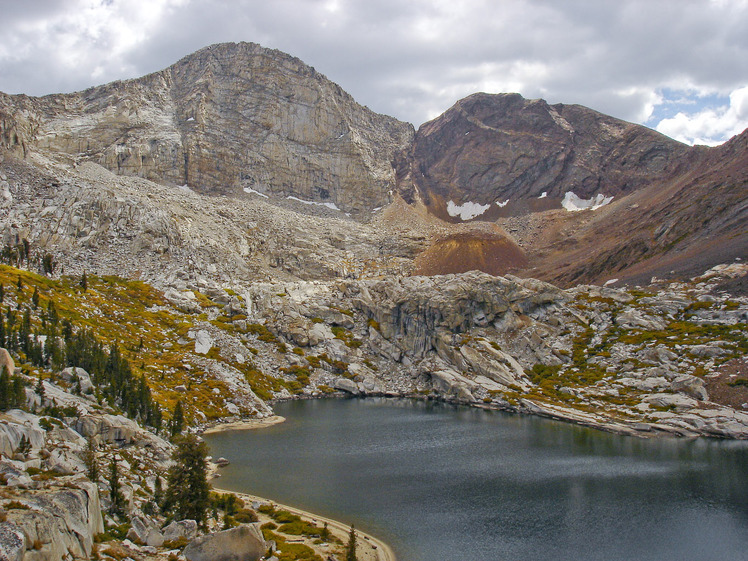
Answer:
top-left (396, 92), bottom-right (689, 221)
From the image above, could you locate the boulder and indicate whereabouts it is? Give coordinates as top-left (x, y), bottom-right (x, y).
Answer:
top-left (0, 461), bottom-right (33, 488)
top-left (195, 330), bottom-right (213, 355)
top-left (73, 414), bottom-right (137, 444)
top-left (615, 310), bottom-right (667, 331)
top-left (0, 522), bottom-right (25, 561)
top-left (333, 378), bottom-right (359, 395)
top-left (671, 375), bottom-right (708, 401)
top-left (644, 393), bottom-right (698, 412)
top-left (163, 519), bottom-right (198, 542)
top-left (183, 523), bottom-right (265, 561)
top-left (59, 367), bottom-right (94, 394)
top-left (429, 369), bottom-right (477, 401)
top-left (0, 418), bottom-right (46, 458)
top-left (4, 480), bottom-right (103, 561)
top-left (689, 344), bottom-right (728, 358)
top-left (164, 288), bottom-right (202, 313)
top-left (127, 515), bottom-right (165, 547)
top-left (0, 348), bottom-right (15, 377)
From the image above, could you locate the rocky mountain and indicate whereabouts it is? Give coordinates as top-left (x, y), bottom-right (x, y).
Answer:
top-left (1, 42), bottom-right (746, 286)
top-left (0, 42), bottom-right (414, 215)
top-left (395, 93), bottom-right (747, 285)
top-left (395, 92), bottom-right (690, 220)
top-left (1, 39), bottom-right (747, 561)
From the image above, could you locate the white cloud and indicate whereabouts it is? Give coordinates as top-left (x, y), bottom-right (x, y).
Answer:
top-left (0, 0), bottom-right (746, 144)
top-left (655, 86), bottom-right (748, 145)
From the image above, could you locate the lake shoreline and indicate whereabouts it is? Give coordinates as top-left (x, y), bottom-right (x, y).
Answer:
top-left (204, 413), bottom-right (397, 561)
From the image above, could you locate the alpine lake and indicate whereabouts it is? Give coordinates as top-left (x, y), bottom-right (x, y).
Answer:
top-left (204, 398), bottom-right (748, 561)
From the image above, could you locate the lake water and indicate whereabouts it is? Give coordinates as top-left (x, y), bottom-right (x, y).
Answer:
top-left (204, 398), bottom-right (748, 561)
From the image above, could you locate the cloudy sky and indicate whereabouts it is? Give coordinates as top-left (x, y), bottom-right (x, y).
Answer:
top-left (1, 0), bottom-right (747, 145)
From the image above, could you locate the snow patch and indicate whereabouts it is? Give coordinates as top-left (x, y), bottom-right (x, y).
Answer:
top-left (287, 195), bottom-right (340, 211)
top-left (561, 191), bottom-right (614, 212)
top-left (538, 192), bottom-right (547, 199)
top-left (186, 117), bottom-right (194, 122)
top-left (244, 187), bottom-right (269, 198)
top-left (447, 200), bottom-right (490, 220)
top-left (604, 278), bottom-right (619, 286)
top-left (177, 184), bottom-right (192, 193)
top-left (496, 199), bottom-right (509, 208)
top-left (372, 206), bottom-right (383, 213)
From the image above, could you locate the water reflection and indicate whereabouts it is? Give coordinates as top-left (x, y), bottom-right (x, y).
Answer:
top-left (205, 398), bottom-right (748, 561)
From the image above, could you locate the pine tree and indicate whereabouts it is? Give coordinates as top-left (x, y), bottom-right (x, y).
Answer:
top-left (321, 522), bottom-right (331, 541)
top-left (108, 456), bottom-right (126, 517)
top-left (0, 365), bottom-right (10, 411)
top-left (35, 373), bottom-right (45, 405)
top-left (81, 272), bottom-right (88, 292)
top-left (11, 375), bottom-right (25, 409)
top-left (47, 300), bottom-right (59, 326)
top-left (0, 283), bottom-right (4, 302)
top-left (22, 239), bottom-right (30, 264)
top-left (346, 525), bottom-right (358, 561)
top-left (16, 435), bottom-right (31, 457)
top-left (83, 436), bottom-right (99, 482)
top-left (42, 254), bottom-right (56, 276)
top-left (153, 475), bottom-right (164, 511)
top-left (16, 276), bottom-right (22, 292)
top-left (169, 400), bottom-right (185, 438)
top-left (32, 287), bottom-right (39, 309)
top-left (163, 434), bottom-right (210, 528)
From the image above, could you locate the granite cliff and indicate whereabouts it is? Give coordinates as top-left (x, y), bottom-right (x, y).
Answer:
top-left (0, 42), bottom-right (414, 215)
top-left (1, 42), bottom-right (746, 285)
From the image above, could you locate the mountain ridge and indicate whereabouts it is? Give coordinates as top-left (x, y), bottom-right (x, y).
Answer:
top-left (0, 41), bottom-right (746, 286)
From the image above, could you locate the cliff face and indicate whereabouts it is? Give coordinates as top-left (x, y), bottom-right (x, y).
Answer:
top-left (396, 92), bottom-right (689, 220)
top-left (0, 43), bottom-right (745, 285)
top-left (0, 42), bottom-right (414, 214)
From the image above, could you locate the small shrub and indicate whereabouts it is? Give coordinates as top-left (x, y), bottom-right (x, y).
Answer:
top-left (163, 536), bottom-right (190, 549)
top-left (4, 501), bottom-right (29, 510)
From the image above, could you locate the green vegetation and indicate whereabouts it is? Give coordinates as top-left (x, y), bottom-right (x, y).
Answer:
top-left (163, 434), bottom-right (211, 528)
top-left (331, 326), bottom-right (363, 349)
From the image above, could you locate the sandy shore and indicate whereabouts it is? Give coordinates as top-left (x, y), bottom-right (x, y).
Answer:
top-left (202, 415), bottom-right (286, 434)
top-left (205, 415), bottom-right (397, 560)
top-left (214, 486), bottom-right (397, 561)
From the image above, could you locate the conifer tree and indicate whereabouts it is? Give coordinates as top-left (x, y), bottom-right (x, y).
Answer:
top-left (80, 272), bottom-right (87, 292)
top-left (169, 400), bottom-right (185, 438)
top-left (0, 283), bottom-right (4, 303)
top-left (83, 436), bottom-right (99, 482)
top-left (42, 254), bottom-right (56, 276)
top-left (11, 375), bottom-right (24, 408)
top-left (108, 456), bottom-right (126, 517)
top-left (16, 435), bottom-right (31, 457)
top-left (47, 300), bottom-right (59, 326)
top-left (0, 365), bottom-right (10, 411)
top-left (153, 475), bottom-right (163, 511)
top-left (346, 525), bottom-right (358, 561)
top-left (22, 239), bottom-right (30, 264)
top-left (163, 434), bottom-right (210, 528)
top-left (35, 373), bottom-right (45, 405)
top-left (17, 276), bottom-right (22, 292)
top-left (32, 287), bottom-right (39, 309)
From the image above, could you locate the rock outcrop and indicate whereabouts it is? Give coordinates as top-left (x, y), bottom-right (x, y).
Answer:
top-left (3, 478), bottom-right (104, 561)
top-left (0, 42), bottom-right (414, 214)
top-left (183, 523), bottom-right (265, 561)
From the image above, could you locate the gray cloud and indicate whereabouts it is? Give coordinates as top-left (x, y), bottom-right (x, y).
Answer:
top-left (0, 0), bottom-right (746, 142)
